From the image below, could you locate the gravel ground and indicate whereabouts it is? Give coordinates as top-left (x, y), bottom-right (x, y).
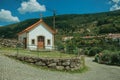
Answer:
top-left (0, 54), bottom-right (120, 80)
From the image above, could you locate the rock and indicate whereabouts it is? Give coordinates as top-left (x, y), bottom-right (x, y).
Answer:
top-left (35, 61), bottom-right (46, 66)
top-left (65, 66), bottom-right (70, 70)
top-left (76, 63), bottom-right (80, 67)
top-left (57, 60), bottom-right (62, 66)
top-left (70, 68), bottom-right (75, 71)
top-left (71, 66), bottom-right (80, 71)
top-left (54, 59), bottom-right (59, 63)
top-left (48, 63), bottom-right (56, 68)
top-left (56, 66), bottom-right (64, 70)
top-left (45, 59), bottom-right (54, 65)
top-left (62, 60), bottom-right (70, 66)
top-left (27, 58), bottom-right (35, 63)
top-left (70, 62), bottom-right (76, 68)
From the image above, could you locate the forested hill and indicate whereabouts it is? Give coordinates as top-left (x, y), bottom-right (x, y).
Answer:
top-left (1, 10), bottom-right (120, 38)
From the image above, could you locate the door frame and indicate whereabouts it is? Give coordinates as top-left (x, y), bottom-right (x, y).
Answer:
top-left (37, 36), bottom-right (45, 49)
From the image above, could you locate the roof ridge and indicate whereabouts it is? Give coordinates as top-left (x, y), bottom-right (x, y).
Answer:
top-left (18, 19), bottom-right (56, 35)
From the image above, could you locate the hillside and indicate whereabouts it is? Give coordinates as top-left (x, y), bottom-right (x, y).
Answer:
top-left (0, 10), bottom-right (120, 38)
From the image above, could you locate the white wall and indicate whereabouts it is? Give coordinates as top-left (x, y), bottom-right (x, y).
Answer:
top-left (18, 32), bottom-right (27, 42)
top-left (28, 24), bottom-right (54, 50)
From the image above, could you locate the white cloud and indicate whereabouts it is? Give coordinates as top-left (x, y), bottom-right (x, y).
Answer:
top-left (112, 0), bottom-right (120, 3)
top-left (110, 4), bottom-right (120, 11)
top-left (109, 0), bottom-right (120, 11)
top-left (0, 9), bottom-right (20, 22)
top-left (108, 1), bottom-right (112, 4)
top-left (18, 0), bottom-right (46, 14)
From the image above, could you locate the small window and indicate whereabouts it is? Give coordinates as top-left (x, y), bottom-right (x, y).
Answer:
top-left (32, 39), bottom-right (35, 45)
top-left (47, 39), bottom-right (51, 45)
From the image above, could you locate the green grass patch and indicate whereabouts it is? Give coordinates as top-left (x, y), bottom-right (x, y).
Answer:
top-left (1, 47), bottom-right (76, 58)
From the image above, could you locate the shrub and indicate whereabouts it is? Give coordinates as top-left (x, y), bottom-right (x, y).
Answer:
top-left (118, 52), bottom-right (120, 65)
top-left (66, 43), bottom-right (76, 54)
top-left (88, 47), bottom-right (102, 56)
top-left (110, 52), bottom-right (120, 64)
top-left (96, 50), bottom-right (120, 65)
top-left (101, 52), bottom-right (111, 64)
top-left (94, 54), bottom-right (100, 62)
top-left (56, 42), bottom-right (64, 52)
top-left (84, 49), bottom-right (89, 55)
top-left (83, 47), bottom-right (90, 55)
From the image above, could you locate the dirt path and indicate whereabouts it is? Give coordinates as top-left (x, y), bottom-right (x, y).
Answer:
top-left (0, 54), bottom-right (120, 80)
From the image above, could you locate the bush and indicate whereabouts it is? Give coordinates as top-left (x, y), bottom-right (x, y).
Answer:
top-left (94, 54), bottom-right (100, 62)
top-left (66, 43), bottom-right (76, 54)
top-left (96, 50), bottom-right (120, 65)
top-left (110, 52), bottom-right (120, 64)
top-left (118, 52), bottom-right (120, 65)
top-left (83, 47), bottom-right (90, 55)
top-left (56, 42), bottom-right (64, 52)
top-left (101, 52), bottom-right (111, 64)
top-left (84, 49), bottom-right (89, 55)
top-left (88, 47), bottom-right (102, 56)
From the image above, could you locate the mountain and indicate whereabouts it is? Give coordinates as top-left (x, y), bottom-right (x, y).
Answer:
top-left (0, 10), bottom-right (120, 38)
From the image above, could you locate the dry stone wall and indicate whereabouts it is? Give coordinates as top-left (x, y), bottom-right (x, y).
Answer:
top-left (6, 55), bottom-right (82, 71)
top-left (0, 39), bottom-right (20, 48)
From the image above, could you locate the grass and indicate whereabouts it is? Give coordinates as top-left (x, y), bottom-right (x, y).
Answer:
top-left (0, 47), bottom-right (76, 58)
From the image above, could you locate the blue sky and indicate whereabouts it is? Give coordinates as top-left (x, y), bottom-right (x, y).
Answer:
top-left (0, 0), bottom-right (120, 26)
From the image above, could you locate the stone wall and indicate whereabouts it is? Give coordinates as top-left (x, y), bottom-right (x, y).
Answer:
top-left (6, 55), bottom-right (82, 71)
top-left (0, 39), bottom-right (19, 48)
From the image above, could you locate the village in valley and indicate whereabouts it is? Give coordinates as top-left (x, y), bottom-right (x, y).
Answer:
top-left (0, 0), bottom-right (120, 80)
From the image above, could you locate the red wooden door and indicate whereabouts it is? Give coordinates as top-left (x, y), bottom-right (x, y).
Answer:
top-left (37, 36), bottom-right (44, 49)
